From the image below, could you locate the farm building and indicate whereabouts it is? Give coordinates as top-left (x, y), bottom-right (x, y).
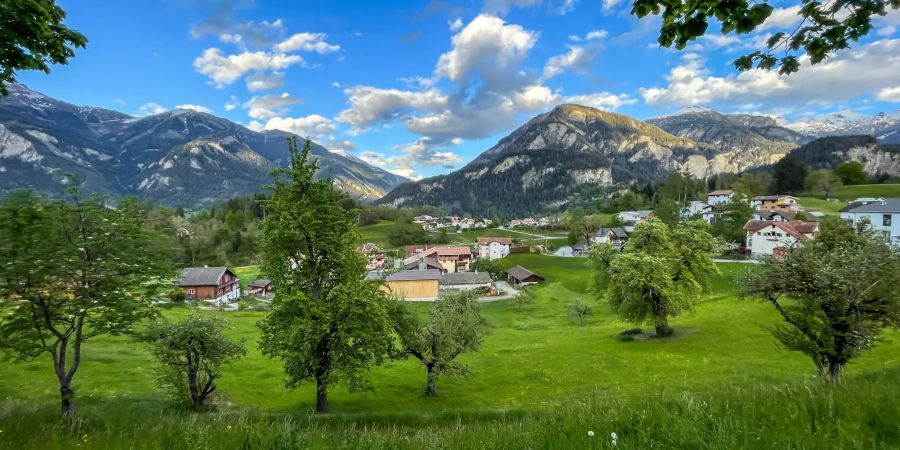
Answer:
top-left (402, 255), bottom-right (445, 271)
top-left (506, 265), bottom-right (545, 288)
top-left (247, 279), bottom-right (273, 296)
top-left (440, 271), bottom-right (493, 291)
top-left (384, 270), bottom-right (442, 300)
top-left (177, 266), bottom-right (241, 304)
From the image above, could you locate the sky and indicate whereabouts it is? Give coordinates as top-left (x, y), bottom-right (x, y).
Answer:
top-left (16, 0), bottom-right (900, 179)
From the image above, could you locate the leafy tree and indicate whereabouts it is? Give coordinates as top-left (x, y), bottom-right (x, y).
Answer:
top-left (633, 0), bottom-right (900, 74)
top-left (0, 190), bottom-right (171, 415)
top-left (514, 286), bottom-right (534, 312)
top-left (471, 258), bottom-right (503, 275)
top-left (656, 172), bottom-right (704, 204)
top-left (568, 298), bottom-right (593, 326)
top-left (834, 161), bottom-right (868, 186)
top-left (737, 218), bottom-right (900, 381)
top-left (167, 289), bottom-right (187, 303)
top-left (437, 228), bottom-right (450, 244)
top-left (804, 169), bottom-right (843, 197)
top-left (566, 210), bottom-right (603, 243)
top-left (653, 197), bottom-right (682, 227)
top-left (0, 0), bottom-right (87, 96)
top-left (711, 199), bottom-right (754, 244)
top-left (731, 172), bottom-right (772, 198)
top-left (389, 222), bottom-right (431, 246)
top-left (589, 218), bottom-right (718, 337)
top-left (773, 155), bottom-right (808, 194)
top-left (389, 291), bottom-right (488, 395)
top-left (257, 138), bottom-right (394, 414)
top-left (143, 314), bottom-right (246, 409)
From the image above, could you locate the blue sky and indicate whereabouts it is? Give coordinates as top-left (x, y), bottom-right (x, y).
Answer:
top-left (17, 0), bottom-right (900, 179)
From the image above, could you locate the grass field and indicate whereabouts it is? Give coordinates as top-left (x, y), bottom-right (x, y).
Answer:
top-left (356, 220), bottom-right (571, 251)
top-left (797, 196), bottom-right (846, 215)
top-left (2, 253), bottom-right (899, 448)
top-left (803, 184), bottom-right (900, 202)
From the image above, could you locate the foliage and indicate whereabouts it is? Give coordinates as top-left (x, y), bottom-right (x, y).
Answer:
top-left (0, 189), bottom-right (172, 415)
top-left (711, 199), bottom-right (754, 244)
top-left (567, 299), bottom-right (593, 326)
top-left (166, 289), bottom-right (187, 303)
top-left (142, 314), bottom-right (245, 409)
top-left (737, 218), bottom-right (900, 381)
top-left (655, 172), bottom-right (705, 204)
top-left (388, 291), bottom-right (488, 395)
top-left (471, 258), bottom-right (503, 276)
top-left (834, 161), bottom-right (869, 185)
top-left (633, 0), bottom-right (900, 74)
top-left (565, 209), bottom-right (604, 243)
top-left (731, 172), bottom-right (773, 198)
top-left (653, 197), bottom-right (682, 227)
top-left (0, 0), bottom-right (87, 95)
top-left (804, 169), bottom-right (843, 198)
top-left (256, 138), bottom-right (394, 413)
top-left (589, 218), bottom-right (718, 337)
top-left (514, 286), bottom-right (533, 312)
top-left (389, 222), bottom-right (431, 247)
top-left (773, 154), bottom-right (808, 194)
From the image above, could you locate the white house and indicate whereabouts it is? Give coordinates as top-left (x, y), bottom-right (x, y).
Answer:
top-left (477, 236), bottom-right (512, 260)
top-left (681, 201), bottom-right (714, 223)
top-left (750, 195), bottom-right (800, 211)
top-left (617, 210), bottom-right (654, 224)
top-left (707, 190), bottom-right (734, 206)
top-left (840, 198), bottom-right (900, 247)
top-left (592, 227), bottom-right (629, 247)
top-left (743, 220), bottom-right (819, 258)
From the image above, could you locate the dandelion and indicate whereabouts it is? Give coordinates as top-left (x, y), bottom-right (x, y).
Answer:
top-left (610, 432), bottom-right (618, 446)
top-left (587, 430), bottom-right (594, 437)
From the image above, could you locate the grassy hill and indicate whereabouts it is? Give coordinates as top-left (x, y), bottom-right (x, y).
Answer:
top-left (2, 255), bottom-right (899, 448)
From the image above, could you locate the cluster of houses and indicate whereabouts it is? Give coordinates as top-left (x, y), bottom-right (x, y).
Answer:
top-left (412, 215), bottom-right (492, 231)
top-left (505, 217), bottom-right (553, 228)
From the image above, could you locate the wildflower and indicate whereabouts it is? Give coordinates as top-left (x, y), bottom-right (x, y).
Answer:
top-left (587, 431), bottom-right (594, 437)
top-left (227, 425), bottom-right (232, 430)
top-left (610, 432), bottom-right (618, 446)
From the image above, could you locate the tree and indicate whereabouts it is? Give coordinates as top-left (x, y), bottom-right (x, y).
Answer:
top-left (566, 210), bottom-right (603, 243)
top-left (731, 172), bottom-right (773, 198)
top-left (514, 286), bottom-right (533, 312)
top-left (437, 228), bottom-right (450, 244)
top-left (0, 0), bottom-right (88, 96)
top-left (834, 161), bottom-right (868, 186)
top-left (257, 138), bottom-right (394, 414)
top-left (804, 169), bottom-right (842, 197)
top-left (653, 197), bottom-right (682, 227)
top-left (0, 190), bottom-right (171, 415)
top-left (633, 0), bottom-right (900, 74)
top-left (389, 291), bottom-right (488, 395)
top-left (737, 218), bottom-right (900, 381)
top-left (710, 199), bottom-right (754, 244)
top-left (773, 155), bottom-right (808, 194)
top-left (589, 218), bottom-right (718, 337)
top-left (568, 298), bottom-right (593, 326)
top-left (471, 258), bottom-right (503, 275)
top-left (143, 314), bottom-right (246, 409)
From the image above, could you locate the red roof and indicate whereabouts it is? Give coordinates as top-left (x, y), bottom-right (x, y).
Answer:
top-left (420, 246), bottom-right (473, 257)
top-left (708, 190), bottom-right (733, 196)
top-left (743, 220), bottom-right (819, 240)
top-left (477, 236), bottom-right (513, 245)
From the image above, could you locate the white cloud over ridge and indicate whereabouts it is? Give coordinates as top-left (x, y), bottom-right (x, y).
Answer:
top-left (242, 93), bottom-right (303, 120)
top-left (174, 104), bottom-right (213, 114)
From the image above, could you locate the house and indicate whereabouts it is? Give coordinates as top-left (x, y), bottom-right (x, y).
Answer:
top-left (440, 271), bottom-right (493, 292)
top-left (477, 236), bottom-right (512, 260)
top-left (839, 198), bottom-right (886, 221)
top-left (506, 265), bottom-right (545, 288)
top-left (415, 246), bottom-right (473, 272)
top-left (750, 195), bottom-right (800, 212)
top-left (743, 220), bottom-right (820, 258)
top-left (359, 242), bottom-right (385, 270)
top-left (707, 190), bottom-right (734, 206)
top-left (681, 201), bottom-right (714, 223)
top-left (247, 279), bottom-right (273, 296)
top-left (177, 267), bottom-right (241, 304)
top-left (572, 241), bottom-right (591, 256)
top-left (592, 227), bottom-right (628, 247)
top-left (384, 270), bottom-right (442, 300)
top-left (554, 246), bottom-right (574, 257)
top-left (402, 255), bottom-right (445, 272)
top-left (412, 215), bottom-right (434, 224)
top-left (616, 210), bottom-right (654, 223)
top-left (840, 198), bottom-right (900, 247)
top-left (753, 209), bottom-right (818, 222)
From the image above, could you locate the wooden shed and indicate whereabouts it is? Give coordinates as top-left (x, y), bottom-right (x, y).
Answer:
top-left (384, 270), bottom-right (442, 300)
top-left (505, 265), bottom-right (545, 288)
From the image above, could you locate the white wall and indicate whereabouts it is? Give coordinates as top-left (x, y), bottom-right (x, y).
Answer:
top-left (746, 225), bottom-right (799, 257)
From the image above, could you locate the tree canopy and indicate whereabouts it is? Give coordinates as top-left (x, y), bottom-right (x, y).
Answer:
top-left (633, 0), bottom-right (900, 74)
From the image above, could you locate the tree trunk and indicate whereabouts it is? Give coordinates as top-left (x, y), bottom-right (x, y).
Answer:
top-left (60, 383), bottom-right (75, 416)
top-left (315, 377), bottom-right (328, 414)
top-left (827, 360), bottom-right (845, 382)
top-left (655, 320), bottom-right (674, 338)
top-left (424, 365), bottom-right (437, 396)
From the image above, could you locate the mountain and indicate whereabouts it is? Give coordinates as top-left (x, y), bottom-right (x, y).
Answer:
top-left (377, 104), bottom-right (805, 217)
top-left (0, 84), bottom-right (408, 206)
top-left (782, 110), bottom-right (900, 144)
top-left (787, 135), bottom-right (900, 175)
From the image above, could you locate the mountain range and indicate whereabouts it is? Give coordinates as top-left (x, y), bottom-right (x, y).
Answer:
top-left (782, 110), bottom-right (900, 143)
top-left (0, 84), bottom-right (408, 206)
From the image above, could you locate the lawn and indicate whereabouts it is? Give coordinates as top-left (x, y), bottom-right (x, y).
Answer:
top-left (797, 196), bottom-right (846, 215)
top-left (2, 255), bottom-right (897, 419)
top-left (802, 184), bottom-right (900, 202)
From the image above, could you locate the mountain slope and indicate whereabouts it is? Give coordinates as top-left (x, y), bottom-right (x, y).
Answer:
top-left (0, 84), bottom-right (408, 205)
top-left (783, 110), bottom-right (900, 144)
top-left (787, 135), bottom-right (900, 175)
top-left (378, 104), bottom-right (804, 217)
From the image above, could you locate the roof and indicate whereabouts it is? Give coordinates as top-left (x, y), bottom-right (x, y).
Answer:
top-left (595, 227), bottom-right (628, 238)
top-left (364, 270), bottom-right (382, 280)
top-left (403, 256), bottom-right (443, 270)
top-left (248, 279), bottom-right (272, 288)
top-left (751, 195), bottom-right (798, 201)
top-left (573, 240), bottom-right (591, 250)
top-left (755, 209), bottom-right (819, 222)
top-left (708, 190), bottom-right (733, 196)
top-left (177, 267), bottom-right (234, 286)
top-left (440, 272), bottom-right (492, 285)
top-left (477, 236), bottom-right (513, 245)
top-left (842, 199), bottom-right (900, 214)
top-left (743, 220), bottom-right (819, 240)
top-left (419, 246), bottom-right (473, 257)
top-left (636, 210), bottom-right (654, 218)
top-left (385, 270), bottom-right (443, 282)
top-left (506, 265), bottom-right (544, 282)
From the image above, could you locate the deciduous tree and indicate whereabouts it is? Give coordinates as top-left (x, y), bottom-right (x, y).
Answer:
top-left (834, 161), bottom-right (868, 186)
top-left (736, 218), bottom-right (900, 381)
top-left (773, 155), bottom-right (808, 194)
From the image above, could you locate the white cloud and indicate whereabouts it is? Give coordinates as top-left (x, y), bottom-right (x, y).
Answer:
top-left (224, 95), bottom-right (239, 111)
top-left (359, 138), bottom-right (463, 180)
top-left (331, 81), bottom-right (341, 88)
top-left (335, 86), bottom-right (449, 131)
top-left (601, 0), bottom-right (623, 12)
top-left (563, 92), bottom-right (637, 110)
top-left (435, 14), bottom-right (537, 85)
top-left (193, 48), bottom-right (303, 88)
top-left (242, 93), bottom-right (303, 120)
top-left (259, 114), bottom-right (337, 138)
top-left (585, 30), bottom-right (608, 40)
top-left (174, 104), bottom-right (213, 114)
top-left (246, 72), bottom-right (284, 91)
top-left (483, 0), bottom-right (543, 15)
top-left (191, 5), bottom-right (284, 48)
top-left (876, 86), bottom-right (900, 102)
top-left (112, 98), bottom-right (126, 106)
top-left (640, 39), bottom-right (900, 108)
top-left (273, 32), bottom-right (340, 54)
top-left (138, 102), bottom-right (167, 115)
top-left (325, 137), bottom-right (357, 155)
top-left (543, 32), bottom-right (605, 79)
top-left (449, 18), bottom-right (464, 31)
top-left (758, 6), bottom-right (802, 31)
top-left (878, 26), bottom-right (897, 37)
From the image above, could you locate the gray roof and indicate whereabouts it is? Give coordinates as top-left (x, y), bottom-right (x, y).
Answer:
top-left (403, 256), bottom-right (443, 270)
top-left (506, 265), bottom-right (544, 282)
top-left (385, 270), bottom-right (443, 282)
top-left (595, 227), bottom-right (628, 238)
top-left (573, 240), bottom-right (591, 250)
top-left (440, 272), bottom-right (492, 285)
top-left (248, 279), bottom-right (272, 288)
top-left (364, 270), bottom-right (383, 280)
top-left (177, 267), bottom-right (233, 286)
top-left (755, 210), bottom-right (819, 222)
top-left (842, 199), bottom-right (900, 214)
top-left (752, 195), bottom-right (797, 201)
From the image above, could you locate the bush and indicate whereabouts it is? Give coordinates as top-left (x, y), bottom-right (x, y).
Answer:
top-left (166, 289), bottom-right (187, 303)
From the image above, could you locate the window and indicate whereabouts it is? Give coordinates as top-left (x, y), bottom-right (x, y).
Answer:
top-left (884, 214), bottom-right (892, 227)
top-left (188, 288), bottom-right (195, 295)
